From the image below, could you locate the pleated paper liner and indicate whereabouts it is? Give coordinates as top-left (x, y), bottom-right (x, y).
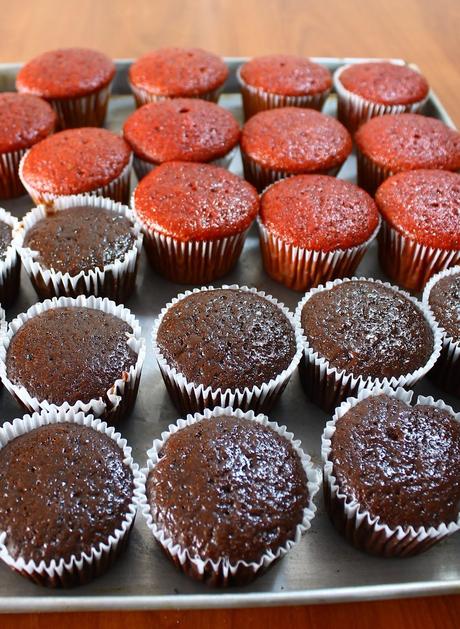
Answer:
top-left (0, 207), bottom-right (21, 306)
top-left (129, 81), bottom-right (224, 108)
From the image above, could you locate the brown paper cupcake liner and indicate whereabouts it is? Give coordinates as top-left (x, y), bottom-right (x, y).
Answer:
top-left (0, 294), bottom-right (145, 424)
top-left (129, 82), bottom-right (223, 108)
top-left (322, 386), bottom-right (460, 557)
top-left (294, 276), bottom-right (442, 413)
top-left (49, 83), bottom-right (112, 130)
top-left (136, 405), bottom-right (320, 586)
top-left (0, 207), bottom-right (21, 306)
top-left (14, 194), bottom-right (143, 302)
top-left (0, 407), bottom-right (140, 587)
top-left (0, 147), bottom-right (28, 199)
top-left (152, 284), bottom-right (304, 415)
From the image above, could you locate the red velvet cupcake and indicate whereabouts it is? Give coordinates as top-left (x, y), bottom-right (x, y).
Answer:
top-left (376, 169), bottom-right (460, 291)
top-left (259, 175), bottom-right (380, 291)
top-left (132, 161), bottom-right (259, 283)
top-left (241, 107), bottom-right (352, 191)
top-left (0, 93), bottom-right (56, 199)
top-left (334, 62), bottom-right (429, 133)
top-left (128, 47), bottom-right (229, 107)
top-left (16, 48), bottom-right (115, 129)
top-left (123, 98), bottom-right (240, 180)
top-left (19, 127), bottom-right (132, 204)
top-left (355, 113), bottom-right (460, 194)
top-left (237, 55), bottom-right (332, 120)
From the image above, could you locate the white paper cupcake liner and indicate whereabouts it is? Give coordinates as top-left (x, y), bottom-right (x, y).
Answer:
top-left (423, 265), bottom-right (460, 394)
top-left (152, 284), bottom-right (304, 414)
top-left (132, 145), bottom-right (238, 181)
top-left (0, 407), bottom-right (140, 587)
top-left (129, 81), bottom-right (224, 108)
top-left (294, 276), bottom-right (443, 412)
top-left (0, 294), bottom-right (145, 423)
top-left (0, 147), bottom-right (28, 198)
top-left (13, 194), bottom-right (143, 302)
top-left (135, 405), bottom-right (320, 586)
top-left (356, 149), bottom-right (394, 195)
top-left (321, 385), bottom-right (460, 557)
top-left (49, 83), bottom-right (112, 130)
top-left (237, 65), bottom-right (331, 120)
top-left (18, 150), bottom-right (133, 206)
top-left (378, 218), bottom-right (460, 293)
top-left (258, 215), bottom-right (380, 292)
top-left (333, 63), bottom-right (429, 134)
top-left (0, 207), bottom-right (21, 306)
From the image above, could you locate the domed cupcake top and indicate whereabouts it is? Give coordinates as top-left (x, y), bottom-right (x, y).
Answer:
top-left (0, 93), bottom-right (56, 153)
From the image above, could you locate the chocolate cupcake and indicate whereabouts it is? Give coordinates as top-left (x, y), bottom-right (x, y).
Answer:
top-left (237, 55), bottom-right (332, 119)
top-left (132, 161), bottom-right (258, 284)
top-left (376, 169), bottom-right (460, 291)
top-left (295, 277), bottom-right (441, 412)
top-left (322, 386), bottom-right (460, 557)
top-left (259, 175), bottom-right (380, 291)
top-left (0, 295), bottom-right (145, 423)
top-left (0, 408), bottom-right (139, 587)
top-left (334, 61), bottom-right (429, 133)
top-left (0, 208), bottom-right (20, 306)
top-left (16, 48), bottom-right (115, 129)
top-left (19, 127), bottom-right (133, 205)
top-left (136, 406), bottom-right (319, 586)
top-left (0, 93), bottom-right (56, 199)
top-left (14, 195), bottom-right (143, 301)
top-left (241, 107), bottom-right (352, 191)
top-left (128, 47), bottom-right (229, 106)
top-left (123, 98), bottom-right (240, 180)
top-left (423, 266), bottom-right (460, 396)
top-left (153, 285), bottom-right (303, 414)
top-left (355, 113), bottom-right (460, 194)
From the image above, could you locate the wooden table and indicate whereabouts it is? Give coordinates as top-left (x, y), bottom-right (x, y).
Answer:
top-left (1, 0), bottom-right (459, 626)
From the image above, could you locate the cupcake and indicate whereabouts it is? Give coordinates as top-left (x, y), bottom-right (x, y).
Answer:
top-left (237, 54), bottom-right (332, 120)
top-left (241, 107), bottom-right (352, 191)
top-left (0, 408), bottom-right (139, 587)
top-left (0, 93), bottom-right (56, 199)
top-left (295, 277), bottom-right (441, 412)
top-left (334, 61), bottom-right (429, 133)
top-left (0, 208), bottom-right (20, 306)
top-left (136, 406), bottom-right (319, 586)
top-left (259, 175), bottom-right (380, 291)
top-left (376, 170), bottom-right (460, 291)
top-left (14, 194), bottom-right (143, 301)
top-left (355, 113), bottom-right (460, 194)
top-left (153, 285), bottom-right (303, 414)
top-left (423, 266), bottom-right (460, 396)
top-left (123, 98), bottom-right (240, 180)
top-left (132, 161), bottom-right (258, 284)
top-left (19, 127), bottom-right (132, 205)
top-left (128, 47), bottom-right (229, 107)
top-left (322, 386), bottom-right (460, 557)
top-left (0, 295), bottom-right (145, 424)
top-left (16, 48), bottom-right (115, 129)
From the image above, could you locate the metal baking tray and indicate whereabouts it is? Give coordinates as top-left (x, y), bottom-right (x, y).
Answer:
top-left (0, 57), bottom-right (458, 613)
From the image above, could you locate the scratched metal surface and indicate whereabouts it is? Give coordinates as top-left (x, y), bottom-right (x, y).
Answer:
top-left (0, 58), bottom-right (458, 612)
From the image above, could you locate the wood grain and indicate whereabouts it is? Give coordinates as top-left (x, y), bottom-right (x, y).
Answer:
top-left (0, 0), bottom-right (459, 626)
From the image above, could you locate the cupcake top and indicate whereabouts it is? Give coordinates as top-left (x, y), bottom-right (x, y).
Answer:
top-left (0, 422), bottom-right (133, 564)
top-left (375, 170), bottom-right (460, 249)
top-left (355, 113), bottom-right (460, 172)
top-left (0, 92), bottom-right (56, 154)
top-left (260, 175), bottom-right (379, 250)
top-left (156, 288), bottom-right (297, 390)
top-left (241, 107), bottom-right (352, 172)
top-left (6, 307), bottom-right (137, 405)
top-left (147, 415), bottom-right (308, 564)
top-left (123, 98), bottom-right (240, 164)
top-left (16, 48), bottom-right (115, 99)
top-left (0, 220), bottom-right (12, 260)
top-left (338, 62), bottom-right (429, 105)
top-left (129, 47), bottom-right (228, 97)
top-left (23, 205), bottom-right (137, 275)
top-left (239, 55), bottom-right (332, 96)
top-left (330, 394), bottom-right (460, 528)
top-left (21, 128), bottom-right (132, 195)
top-left (300, 280), bottom-right (434, 379)
top-left (133, 161), bottom-right (259, 241)
top-left (427, 269), bottom-right (460, 341)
